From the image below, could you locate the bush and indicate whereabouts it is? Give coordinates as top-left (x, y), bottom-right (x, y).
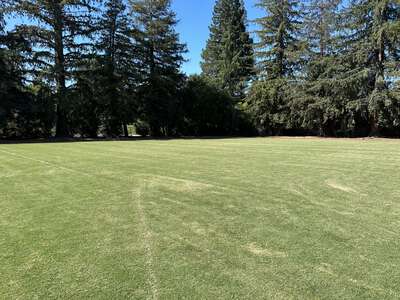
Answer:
top-left (180, 75), bottom-right (235, 136)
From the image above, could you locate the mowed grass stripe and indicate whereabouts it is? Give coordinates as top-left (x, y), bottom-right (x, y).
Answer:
top-left (0, 138), bottom-right (399, 299)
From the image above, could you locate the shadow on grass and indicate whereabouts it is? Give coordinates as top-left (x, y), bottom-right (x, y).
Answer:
top-left (2, 134), bottom-right (399, 145)
top-left (0, 136), bottom-right (259, 145)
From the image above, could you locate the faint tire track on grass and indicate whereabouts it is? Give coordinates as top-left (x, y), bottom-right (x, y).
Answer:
top-left (134, 183), bottom-right (159, 300)
top-left (0, 149), bottom-right (92, 177)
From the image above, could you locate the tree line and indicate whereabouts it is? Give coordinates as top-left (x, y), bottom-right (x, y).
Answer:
top-left (1, 0), bottom-right (399, 139)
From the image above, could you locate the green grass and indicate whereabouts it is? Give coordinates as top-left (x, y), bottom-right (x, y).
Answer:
top-left (1, 138), bottom-right (400, 299)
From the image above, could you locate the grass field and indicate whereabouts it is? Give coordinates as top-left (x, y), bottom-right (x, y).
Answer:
top-left (1, 138), bottom-right (399, 299)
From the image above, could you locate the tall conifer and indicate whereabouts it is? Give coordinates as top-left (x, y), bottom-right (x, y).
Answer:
top-left (201, 0), bottom-right (254, 98)
top-left (130, 0), bottom-right (186, 136)
top-left (247, 0), bottom-right (303, 134)
top-left (296, 0), bottom-right (344, 135)
top-left (10, 0), bottom-right (98, 136)
top-left (340, 0), bottom-right (400, 134)
top-left (97, 0), bottom-right (137, 136)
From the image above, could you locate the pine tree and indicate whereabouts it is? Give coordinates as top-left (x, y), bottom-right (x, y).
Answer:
top-left (339, 0), bottom-right (400, 135)
top-left (10, 0), bottom-right (98, 137)
top-left (69, 54), bottom-right (103, 138)
top-left (0, 6), bottom-right (32, 137)
top-left (369, 0), bottom-right (400, 134)
top-left (247, 0), bottom-right (303, 134)
top-left (254, 0), bottom-right (303, 79)
top-left (0, 6), bottom-right (18, 103)
top-left (0, 7), bottom-right (9, 96)
top-left (201, 0), bottom-right (254, 98)
top-left (297, 0), bottom-right (345, 136)
top-left (304, 0), bottom-right (340, 57)
top-left (130, 0), bottom-right (186, 136)
top-left (0, 9), bottom-right (15, 133)
top-left (97, 0), bottom-right (138, 136)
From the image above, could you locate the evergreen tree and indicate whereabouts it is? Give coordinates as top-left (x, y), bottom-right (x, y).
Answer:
top-left (201, 0), bottom-right (254, 98)
top-left (254, 0), bottom-right (303, 79)
top-left (304, 0), bottom-right (340, 57)
top-left (0, 9), bottom-right (17, 134)
top-left (10, 0), bottom-right (98, 137)
top-left (2, 0), bottom-right (400, 138)
top-left (247, 0), bottom-right (303, 134)
top-left (295, 0), bottom-right (345, 136)
top-left (69, 55), bottom-right (102, 138)
top-left (181, 75), bottom-right (235, 136)
top-left (0, 7), bottom-right (33, 137)
top-left (97, 0), bottom-right (138, 136)
top-left (0, 7), bottom-right (11, 102)
top-left (130, 0), bottom-right (186, 136)
top-left (339, 0), bottom-right (400, 135)
top-left (368, 0), bottom-right (400, 134)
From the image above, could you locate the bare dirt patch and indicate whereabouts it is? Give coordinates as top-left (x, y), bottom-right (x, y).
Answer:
top-left (184, 221), bottom-right (208, 236)
top-left (326, 180), bottom-right (357, 193)
top-left (246, 243), bottom-right (287, 258)
top-left (146, 175), bottom-right (213, 193)
top-left (317, 263), bottom-right (335, 276)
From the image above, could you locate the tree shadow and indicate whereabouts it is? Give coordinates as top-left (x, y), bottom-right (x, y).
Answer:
top-left (0, 135), bottom-right (256, 145)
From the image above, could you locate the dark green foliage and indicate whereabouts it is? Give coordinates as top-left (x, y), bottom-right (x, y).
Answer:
top-left (9, 0), bottom-right (98, 137)
top-left (0, 78), bottom-right (55, 138)
top-left (295, 0), bottom-right (348, 136)
top-left (334, 0), bottom-right (400, 135)
top-left (246, 79), bottom-right (291, 135)
top-left (247, 0), bottom-right (400, 137)
top-left (303, 0), bottom-right (340, 57)
top-left (28, 83), bottom-right (55, 137)
top-left (96, 0), bottom-right (138, 136)
top-left (254, 0), bottom-right (303, 79)
top-left (247, 0), bottom-right (303, 135)
top-left (131, 0), bottom-right (187, 136)
top-left (180, 75), bottom-right (235, 136)
top-left (69, 59), bottom-right (102, 138)
top-left (201, 0), bottom-right (254, 98)
top-left (0, 11), bottom-right (52, 138)
top-left (1, 0), bottom-right (400, 138)
top-left (0, 12), bottom-right (20, 132)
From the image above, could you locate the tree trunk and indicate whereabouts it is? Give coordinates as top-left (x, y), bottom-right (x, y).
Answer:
top-left (369, 1), bottom-right (388, 137)
top-left (123, 124), bottom-right (129, 137)
top-left (53, 3), bottom-right (68, 137)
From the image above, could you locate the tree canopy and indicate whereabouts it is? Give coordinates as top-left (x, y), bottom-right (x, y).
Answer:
top-left (1, 0), bottom-right (399, 139)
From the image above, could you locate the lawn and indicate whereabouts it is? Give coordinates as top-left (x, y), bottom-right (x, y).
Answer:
top-left (0, 138), bottom-right (399, 299)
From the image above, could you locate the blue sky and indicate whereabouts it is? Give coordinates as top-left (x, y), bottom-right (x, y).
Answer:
top-left (172, 0), bottom-right (262, 75)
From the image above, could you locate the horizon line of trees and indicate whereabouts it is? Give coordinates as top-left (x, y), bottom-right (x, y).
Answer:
top-left (1, 0), bottom-right (399, 139)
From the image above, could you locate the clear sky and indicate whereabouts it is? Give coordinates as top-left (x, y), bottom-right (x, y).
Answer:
top-left (172, 0), bottom-right (262, 75)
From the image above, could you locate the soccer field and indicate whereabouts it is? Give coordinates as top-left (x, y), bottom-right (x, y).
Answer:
top-left (1, 138), bottom-right (399, 299)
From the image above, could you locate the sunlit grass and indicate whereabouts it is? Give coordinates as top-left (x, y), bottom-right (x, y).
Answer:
top-left (1, 138), bottom-right (399, 299)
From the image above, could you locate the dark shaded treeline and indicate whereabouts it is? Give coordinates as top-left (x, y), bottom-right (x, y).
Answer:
top-left (1, 0), bottom-right (399, 139)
